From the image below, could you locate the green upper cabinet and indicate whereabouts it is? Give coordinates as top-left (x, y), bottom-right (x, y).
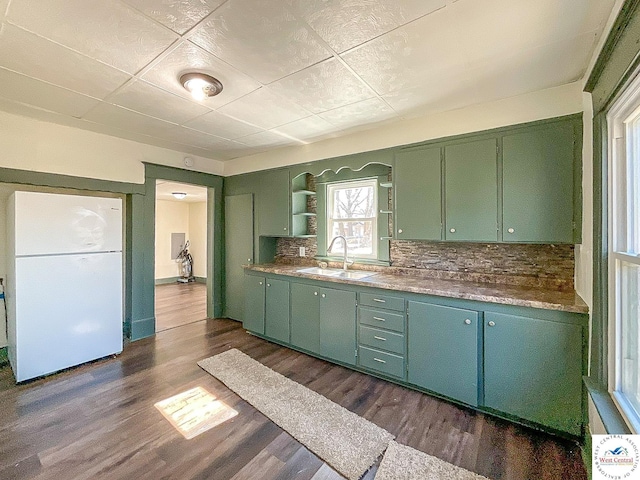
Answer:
top-left (224, 194), bottom-right (254, 321)
top-left (394, 147), bottom-right (442, 240)
top-left (319, 287), bottom-right (356, 366)
top-left (265, 278), bottom-right (290, 343)
top-left (444, 139), bottom-right (498, 241)
top-left (502, 121), bottom-right (577, 243)
top-left (408, 301), bottom-right (478, 406)
top-left (483, 311), bottom-right (583, 435)
top-left (257, 169), bottom-right (290, 237)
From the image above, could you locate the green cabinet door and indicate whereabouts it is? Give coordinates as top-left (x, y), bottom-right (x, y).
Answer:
top-left (290, 282), bottom-right (320, 354)
top-left (483, 312), bottom-right (583, 435)
top-left (225, 194), bottom-right (253, 321)
top-left (394, 147), bottom-right (442, 240)
top-left (445, 139), bottom-right (498, 241)
top-left (244, 275), bottom-right (265, 334)
top-left (265, 278), bottom-right (290, 343)
top-left (257, 169), bottom-right (291, 236)
top-left (319, 287), bottom-right (356, 366)
top-left (407, 302), bottom-right (478, 406)
top-left (502, 122), bottom-right (575, 243)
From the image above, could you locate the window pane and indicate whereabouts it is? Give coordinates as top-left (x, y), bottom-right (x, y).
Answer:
top-left (630, 117), bottom-right (640, 253)
top-left (621, 260), bottom-right (640, 417)
top-left (329, 221), bottom-right (373, 255)
top-left (332, 186), bottom-right (375, 219)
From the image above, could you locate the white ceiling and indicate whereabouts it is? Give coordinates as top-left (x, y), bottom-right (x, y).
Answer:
top-left (156, 180), bottom-right (207, 203)
top-left (0, 0), bottom-right (616, 163)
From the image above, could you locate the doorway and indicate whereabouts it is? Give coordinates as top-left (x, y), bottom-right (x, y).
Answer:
top-left (154, 180), bottom-right (208, 332)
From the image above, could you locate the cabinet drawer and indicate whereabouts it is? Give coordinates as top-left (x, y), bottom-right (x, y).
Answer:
top-left (359, 346), bottom-right (405, 379)
top-left (359, 292), bottom-right (405, 312)
top-left (359, 325), bottom-right (405, 355)
top-left (359, 307), bottom-right (405, 333)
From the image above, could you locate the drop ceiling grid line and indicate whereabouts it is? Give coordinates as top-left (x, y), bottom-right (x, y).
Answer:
top-left (1, 21), bottom-right (136, 79)
top-left (285, 6), bottom-right (406, 119)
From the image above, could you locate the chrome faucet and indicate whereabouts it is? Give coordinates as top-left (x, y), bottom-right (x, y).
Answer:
top-left (327, 235), bottom-right (353, 271)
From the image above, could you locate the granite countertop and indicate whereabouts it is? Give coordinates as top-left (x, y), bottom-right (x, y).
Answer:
top-left (244, 264), bottom-right (589, 314)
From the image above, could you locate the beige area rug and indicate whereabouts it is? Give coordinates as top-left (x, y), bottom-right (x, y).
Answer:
top-left (374, 441), bottom-right (490, 480)
top-left (198, 348), bottom-right (394, 480)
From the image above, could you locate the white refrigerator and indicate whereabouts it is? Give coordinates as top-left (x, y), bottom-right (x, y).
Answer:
top-left (6, 191), bottom-right (123, 382)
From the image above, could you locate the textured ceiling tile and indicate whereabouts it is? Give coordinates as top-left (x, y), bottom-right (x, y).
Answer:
top-left (83, 102), bottom-right (178, 138)
top-left (7, 0), bottom-right (178, 74)
top-left (0, 23), bottom-right (132, 99)
top-left (162, 126), bottom-right (239, 150)
top-left (268, 57), bottom-right (375, 114)
top-left (141, 41), bottom-right (261, 108)
top-left (340, 8), bottom-right (465, 96)
top-left (109, 79), bottom-right (210, 124)
top-left (218, 87), bottom-right (312, 130)
top-left (184, 111), bottom-right (262, 139)
top-left (0, 67), bottom-right (101, 118)
top-left (318, 97), bottom-right (399, 128)
top-left (189, 0), bottom-right (331, 84)
top-left (235, 130), bottom-right (296, 148)
top-left (274, 115), bottom-right (339, 141)
top-left (122, 0), bottom-right (226, 35)
top-left (292, 0), bottom-right (446, 53)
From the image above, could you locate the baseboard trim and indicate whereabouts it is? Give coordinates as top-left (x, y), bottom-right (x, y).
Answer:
top-left (195, 276), bottom-right (206, 284)
top-left (131, 316), bottom-right (155, 341)
top-left (155, 276), bottom-right (206, 285)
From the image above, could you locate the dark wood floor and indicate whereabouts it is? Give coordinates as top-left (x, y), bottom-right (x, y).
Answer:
top-left (155, 282), bottom-right (207, 332)
top-left (0, 318), bottom-right (587, 480)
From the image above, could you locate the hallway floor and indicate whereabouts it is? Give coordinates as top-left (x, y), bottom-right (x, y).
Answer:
top-left (155, 282), bottom-right (207, 332)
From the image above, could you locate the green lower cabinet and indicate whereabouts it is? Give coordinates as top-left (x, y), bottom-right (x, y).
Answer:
top-left (407, 302), bottom-right (479, 406)
top-left (244, 275), bottom-right (265, 334)
top-left (319, 288), bottom-right (356, 366)
top-left (290, 283), bottom-right (320, 354)
top-left (483, 312), bottom-right (583, 435)
top-left (265, 278), bottom-right (290, 343)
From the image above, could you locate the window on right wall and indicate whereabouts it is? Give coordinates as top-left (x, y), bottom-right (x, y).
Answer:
top-left (608, 71), bottom-right (640, 433)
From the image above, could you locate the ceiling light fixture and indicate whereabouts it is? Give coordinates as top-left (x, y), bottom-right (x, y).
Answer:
top-left (180, 73), bottom-right (223, 101)
top-left (172, 192), bottom-right (187, 200)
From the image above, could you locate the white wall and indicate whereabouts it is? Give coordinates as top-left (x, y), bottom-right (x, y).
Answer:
top-left (188, 202), bottom-right (207, 278)
top-left (154, 199), bottom-right (207, 280)
top-left (0, 110), bottom-right (224, 183)
top-left (224, 82), bottom-right (585, 176)
top-left (155, 199), bottom-right (190, 280)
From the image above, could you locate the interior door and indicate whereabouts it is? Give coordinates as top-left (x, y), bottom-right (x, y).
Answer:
top-left (224, 194), bottom-right (254, 321)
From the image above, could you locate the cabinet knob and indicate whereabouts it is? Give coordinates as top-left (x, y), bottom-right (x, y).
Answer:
top-left (450, 228), bottom-right (456, 233)
top-left (507, 228), bottom-right (515, 234)
top-left (464, 319), bottom-right (471, 325)
top-left (259, 282), bottom-right (263, 285)
top-left (321, 293), bottom-right (326, 298)
top-left (266, 283), bottom-right (271, 287)
top-left (248, 258), bottom-right (252, 262)
top-left (488, 321), bottom-right (496, 327)
top-left (398, 228), bottom-right (403, 234)
top-left (283, 227), bottom-right (287, 231)
top-left (314, 291), bottom-right (318, 296)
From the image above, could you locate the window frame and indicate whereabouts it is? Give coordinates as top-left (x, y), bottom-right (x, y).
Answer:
top-left (325, 178), bottom-right (379, 261)
top-left (607, 70), bottom-right (640, 433)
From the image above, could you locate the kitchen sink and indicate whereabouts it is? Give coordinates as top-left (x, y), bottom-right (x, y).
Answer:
top-left (296, 267), bottom-right (375, 280)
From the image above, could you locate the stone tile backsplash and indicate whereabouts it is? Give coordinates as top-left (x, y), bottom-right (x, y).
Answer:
top-left (275, 238), bottom-right (575, 291)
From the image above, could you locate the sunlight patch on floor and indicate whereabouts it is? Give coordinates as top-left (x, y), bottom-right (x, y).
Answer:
top-left (154, 386), bottom-right (238, 439)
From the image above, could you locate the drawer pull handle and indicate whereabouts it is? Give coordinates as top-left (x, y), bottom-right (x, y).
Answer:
top-left (464, 319), bottom-right (471, 325)
top-left (374, 336), bottom-right (387, 341)
top-left (373, 358), bottom-right (386, 364)
top-left (373, 298), bottom-right (386, 303)
top-left (373, 316), bottom-right (385, 322)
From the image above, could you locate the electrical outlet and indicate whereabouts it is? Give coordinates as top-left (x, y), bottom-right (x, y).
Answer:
top-left (299, 247), bottom-right (306, 257)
